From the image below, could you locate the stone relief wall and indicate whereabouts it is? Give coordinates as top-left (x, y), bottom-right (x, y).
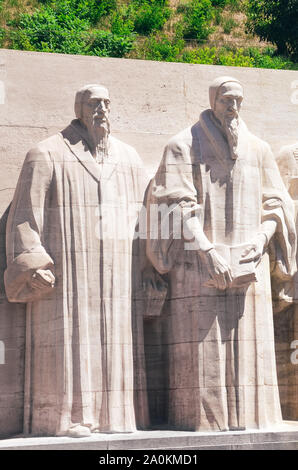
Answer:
top-left (0, 49), bottom-right (298, 437)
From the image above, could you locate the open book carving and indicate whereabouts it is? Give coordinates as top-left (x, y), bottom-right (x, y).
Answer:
top-left (204, 243), bottom-right (257, 289)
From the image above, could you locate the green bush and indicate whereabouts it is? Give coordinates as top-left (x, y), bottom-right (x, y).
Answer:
top-left (132, 1), bottom-right (171, 35)
top-left (9, 6), bottom-right (90, 53)
top-left (182, 46), bottom-right (254, 66)
top-left (217, 47), bottom-right (254, 66)
top-left (139, 35), bottom-right (185, 61)
top-left (110, 7), bottom-right (135, 36)
top-left (180, 0), bottom-right (214, 42)
top-left (246, 46), bottom-right (296, 70)
top-left (52, 0), bottom-right (116, 25)
top-left (182, 46), bottom-right (216, 64)
top-left (0, 27), bottom-right (5, 47)
top-left (246, 0), bottom-right (298, 59)
top-left (87, 29), bottom-right (135, 57)
top-left (8, 1), bottom-right (135, 57)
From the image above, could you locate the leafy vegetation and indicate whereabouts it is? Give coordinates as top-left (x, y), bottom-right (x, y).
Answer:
top-left (221, 17), bottom-right (238, 35)
top-left (246, 0), bottom-right (298, 60)
top-left (177, 0), bottom-right (214, 42)
top-left (0, 0), bottom-right (297, 70)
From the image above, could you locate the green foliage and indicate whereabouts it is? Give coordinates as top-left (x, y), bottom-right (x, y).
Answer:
top-left (182, 46), bottom-right (216, 64)
top-left (211, 0), bottom-right (241, 10)
top-left (246, 0), bottom-right (298, 59)
top-left (2, 0), bottom-right (298, 70)
top-left (226, 0), bottom-right (241, 11)
top-left (132, 0), bottom-right (171, 35)
top-left (0, 27), bottom-right (5, 47)
top-left (182, 46), bottom-right (254, 66)
top-left (217, 47), bottom-right (253, 66)
top-left (139, 35), bottom-right (185, 61)
top-left (222, 17), bottom-right (237, 34)
top-left (87, 29), bottom-right (135, 57)
top-left (9, 5), bottom-right (90, 53)
top-left (246, 46), bottom-right (297, 70)
top-left (106, 0), bottom-right (171, 38)
top-left (41, 0), bottom-right (116, 25)
top-left (180, 45), bottom-right (298, 70)
top-left (211, 0), bottom-right (227, 6)
top-left (110, 7), bottom-right (135, 36)
top-left (213, 9), bottom-right (222, 25)
top-left (179, 0), bottom-right (215, 42)
top-left (8, 1), bottom-right (134, 56)
top-left (180, 44), bottom-right (298, 69)
top-left (76, 0), bottom-right (117, 24)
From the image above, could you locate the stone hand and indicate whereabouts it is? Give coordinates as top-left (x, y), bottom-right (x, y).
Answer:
top-left (203, 248), bottom-right (233, 290)
top-left (30, 269), bottom-right (55, 290)
top-left (240, 233), bottom-right (267, 266)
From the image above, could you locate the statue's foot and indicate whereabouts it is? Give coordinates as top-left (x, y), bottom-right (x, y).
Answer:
top-left (67, 424), bottom-right (92, 438)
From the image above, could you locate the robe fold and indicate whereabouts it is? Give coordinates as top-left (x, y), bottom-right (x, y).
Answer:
top-left (5, 119), bottom-right (146, 435)
top-left (146, 110), bottom-right (296, 431)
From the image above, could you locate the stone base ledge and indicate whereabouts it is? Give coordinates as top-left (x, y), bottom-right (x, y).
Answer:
top-left (0, 421), bottom-right (298, 450)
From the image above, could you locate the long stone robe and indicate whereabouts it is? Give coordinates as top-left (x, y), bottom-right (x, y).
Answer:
top-left (275, 143), bottom-right (298, 420)
top-left (146, 110), bottom-right (296, 431)
top-left (5, 119), bottom-right (146, 436)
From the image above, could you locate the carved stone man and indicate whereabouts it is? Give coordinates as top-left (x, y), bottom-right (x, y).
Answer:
top-left (274, 142), bottom-right (298, 420)
top-left (5, 84), bottom-right (146, 437)
top-left (146, 76), bottom-right (296, 431)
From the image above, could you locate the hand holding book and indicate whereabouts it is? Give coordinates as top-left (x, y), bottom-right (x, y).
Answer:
top-left (203, 234), bottom-right (267, 290)
top-left (203, 248), bottom-right (233, 290)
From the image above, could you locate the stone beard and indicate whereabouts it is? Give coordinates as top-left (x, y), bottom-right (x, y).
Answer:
top-left (213, 104), bottom-right (240, 160)
top-left (223, 114), bottom-right (239, 160)
top-left (84, 111), bottom-right (111, 162)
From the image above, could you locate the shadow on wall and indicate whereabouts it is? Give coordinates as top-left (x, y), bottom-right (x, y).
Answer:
top-left (0, 204), bottom-right (26, 438)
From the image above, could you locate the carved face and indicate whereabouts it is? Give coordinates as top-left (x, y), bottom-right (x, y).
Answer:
top-left (214, 82), bottom-right (243, 125)
top-left (81, 86), bottom-right (111, 133)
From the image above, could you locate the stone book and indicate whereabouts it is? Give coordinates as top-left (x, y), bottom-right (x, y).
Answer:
top-left (205, 243), bottom-right (257, 288)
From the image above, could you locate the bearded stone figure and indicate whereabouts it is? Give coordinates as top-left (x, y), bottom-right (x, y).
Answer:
top-left (146, 76), bottom-right (296, 431)
top-left (4, 84), bottom-right (147, 437)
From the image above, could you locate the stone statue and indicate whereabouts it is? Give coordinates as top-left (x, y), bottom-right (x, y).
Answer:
top-left (4, 84), bottom-right (146, 437)
top-left (146, 76), bottom-right (296, 431)
top-left (274, 142), bottom-right (298, 420)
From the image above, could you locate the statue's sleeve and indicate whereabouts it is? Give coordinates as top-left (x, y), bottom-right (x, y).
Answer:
top-left (146, 136), bottom-right (212, 274)
top-left (261, 143), bottom-right (296, 279)
top-left (4, 146), bottom-right (55, 303)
